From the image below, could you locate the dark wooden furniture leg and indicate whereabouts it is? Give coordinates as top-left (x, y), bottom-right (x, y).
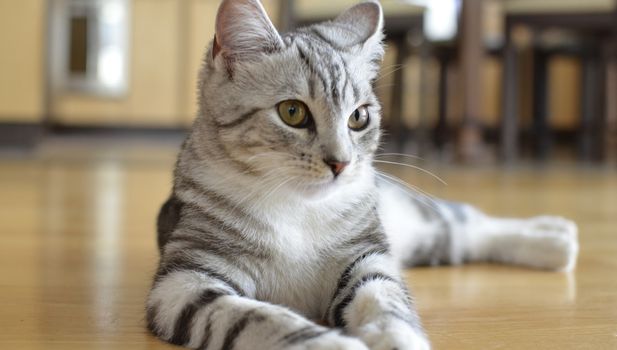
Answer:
top-left (606, 42), bottom-right (617, 163)
top-left (389, 36), bottom-right (407, 152)
top-left (607, 11), bottom-right (617, 164)
top-left (532, 48), bottom-right (550, 160)
top-left (580, 46), bottom-right (606, 162)
top-left (501, 22), bottom-right (519, 163)
top-left (458, 0), bottom-right (486, 161)
top-left (434, 49), bottom-right (450, 152)
top-left (416, 38), bottom-right (431, 157)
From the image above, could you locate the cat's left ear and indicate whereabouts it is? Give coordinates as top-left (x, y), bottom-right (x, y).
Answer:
top-left (319, 1), bottom-right (384, 55)
top-left (213, 0), bottom-right (284, 63)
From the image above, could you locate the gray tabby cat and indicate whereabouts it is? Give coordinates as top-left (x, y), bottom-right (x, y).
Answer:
top-left (146, 1), bottom-right (579, 349)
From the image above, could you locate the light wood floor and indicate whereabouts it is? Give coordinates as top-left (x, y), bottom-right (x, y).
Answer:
top-left (1, 137), bottom-right (616, 350)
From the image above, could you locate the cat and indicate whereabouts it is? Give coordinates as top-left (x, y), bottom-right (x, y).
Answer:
top-left (146, 1), bottom-right (579, 349)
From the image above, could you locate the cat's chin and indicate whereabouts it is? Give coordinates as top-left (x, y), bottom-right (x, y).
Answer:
top-left (293, 178), bottom-right (354, 201)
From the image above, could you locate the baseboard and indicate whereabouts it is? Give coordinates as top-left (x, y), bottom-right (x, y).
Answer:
top-left (0, 122), bottom-right (44, 148)
top-left (49, 124), bottom-right (188, 138)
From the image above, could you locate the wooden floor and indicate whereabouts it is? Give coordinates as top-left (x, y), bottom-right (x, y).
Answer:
top-left (1, 137), bottom-right (616, 350)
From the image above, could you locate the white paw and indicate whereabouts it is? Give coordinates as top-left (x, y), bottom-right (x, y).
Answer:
top-left (360, 326), bottom-right (430, 350)
top-left (289, 331), bottom-right (369, 350)
top-left (519, 216), bottom-right (579, 271)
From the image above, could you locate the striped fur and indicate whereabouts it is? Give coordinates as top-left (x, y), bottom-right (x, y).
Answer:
top-left (147, 1), bottom-right (578, 349)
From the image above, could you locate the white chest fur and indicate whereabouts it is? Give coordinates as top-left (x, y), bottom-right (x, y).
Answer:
top-left (251, 206), bottom-right (354, 319)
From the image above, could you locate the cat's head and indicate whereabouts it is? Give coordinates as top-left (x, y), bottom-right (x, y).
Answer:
top-left (197, 0), bottom-right (384, 199)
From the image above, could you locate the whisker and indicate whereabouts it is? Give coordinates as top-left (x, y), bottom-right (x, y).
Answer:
top-left (261, 175), bottom-right (297, 205)
top-left (374, 152), bottom-right (425, 161)
top-left (383, 174), bottom-right (441, 205)
top-left (373, 83), bottom-right (395, 90)
top-left (226, 167), bottom-right (297, 214)
top-left (377, 170), bottom-right (436, 199)
top-left (376, 63), bottom-right (406, 76)
top-left (376, 171), bottom-right (441, 214)
top-left (373, 160), bottom-right (447, 185)
top-left (378, 172), bottom-right (439, 212)
top-left (245, 152), bottom-right (282, 163)
top-left (374, 64), bottom-right (408, 83)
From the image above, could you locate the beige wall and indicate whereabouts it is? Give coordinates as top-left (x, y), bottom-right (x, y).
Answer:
top-left (295, 0), bottom-right (422, 20)
top-left (504, 0), bottom-right (615, 14)
top-left (0, 0), bottom-right (589, 130)
top-left (52, 0), bottom-right (281, 128)
top-left (51, 0), bottom-right (182, 127)
top-left (0, 0), bottom-right (46, 123)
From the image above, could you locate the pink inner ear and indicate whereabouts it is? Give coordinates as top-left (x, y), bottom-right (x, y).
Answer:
top-left (212, 35), bottom-right (222, 59)
top-left (212, 34), bottom-right (235, 78)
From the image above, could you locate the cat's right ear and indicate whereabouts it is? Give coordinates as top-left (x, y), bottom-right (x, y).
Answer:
top-left (213, 0), bottom-right (284, 65)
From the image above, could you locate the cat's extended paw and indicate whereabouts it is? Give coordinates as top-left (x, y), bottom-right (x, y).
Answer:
top-left (288, 331), bottom-right (369, 350)
top-left (520, 216), bottom-right (579, 271)
top-left (358, 324), bottom-right (430, 350)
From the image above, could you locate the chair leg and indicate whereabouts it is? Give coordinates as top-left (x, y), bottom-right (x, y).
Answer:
top-left (605, 45), bottom-right (617, 164)
top-left (500, 29), bottom-right (519, 163)
top-left (532, 49), bottom-right (550, 161)
top-left (580, 49), bottom-right (605, 162)
top-left (434, 53), bottom-right (449, 152)
top-left (389, 37), bottom-right (408, 153)
top-left (458, 0), bottom-right (486, 162)
top-left (600, 39), bottom-right (617, 164)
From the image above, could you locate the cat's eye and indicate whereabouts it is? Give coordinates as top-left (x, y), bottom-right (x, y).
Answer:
top-left (277, 100), bottom-right (311, 128)
top-left (348, 106), bottom-right (370, 131)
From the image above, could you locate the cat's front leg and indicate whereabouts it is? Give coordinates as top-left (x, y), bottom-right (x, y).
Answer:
top-left (147, 266), bottom-right (368, 350)
top-left (327, 250), bottom-right (430, 350)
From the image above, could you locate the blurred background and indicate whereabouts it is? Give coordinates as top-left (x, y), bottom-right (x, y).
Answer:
top-left (1, 0), bottom-right (616, 164)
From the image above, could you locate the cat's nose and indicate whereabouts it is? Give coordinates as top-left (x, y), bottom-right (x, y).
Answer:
top-left (323, 158), bottom-right (349, 177)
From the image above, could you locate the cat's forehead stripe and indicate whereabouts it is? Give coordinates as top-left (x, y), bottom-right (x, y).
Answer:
top-left (296, 36), bottom-right (336, 104)
top-left (294, 45), bottom-right (316, 100)
top-left (294, 41), bottom-right (329, 102)
top-left (290, 32), bottom-right (361, 109)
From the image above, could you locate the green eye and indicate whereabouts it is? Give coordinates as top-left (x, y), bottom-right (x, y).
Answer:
top-left (348, 106), bottom-right (370, 131)
top-left (277, 100), bottom-right (311, 128)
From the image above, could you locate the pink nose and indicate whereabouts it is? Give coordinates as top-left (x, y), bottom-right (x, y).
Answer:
top-left (324, 159), bottom-right (349, 177)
